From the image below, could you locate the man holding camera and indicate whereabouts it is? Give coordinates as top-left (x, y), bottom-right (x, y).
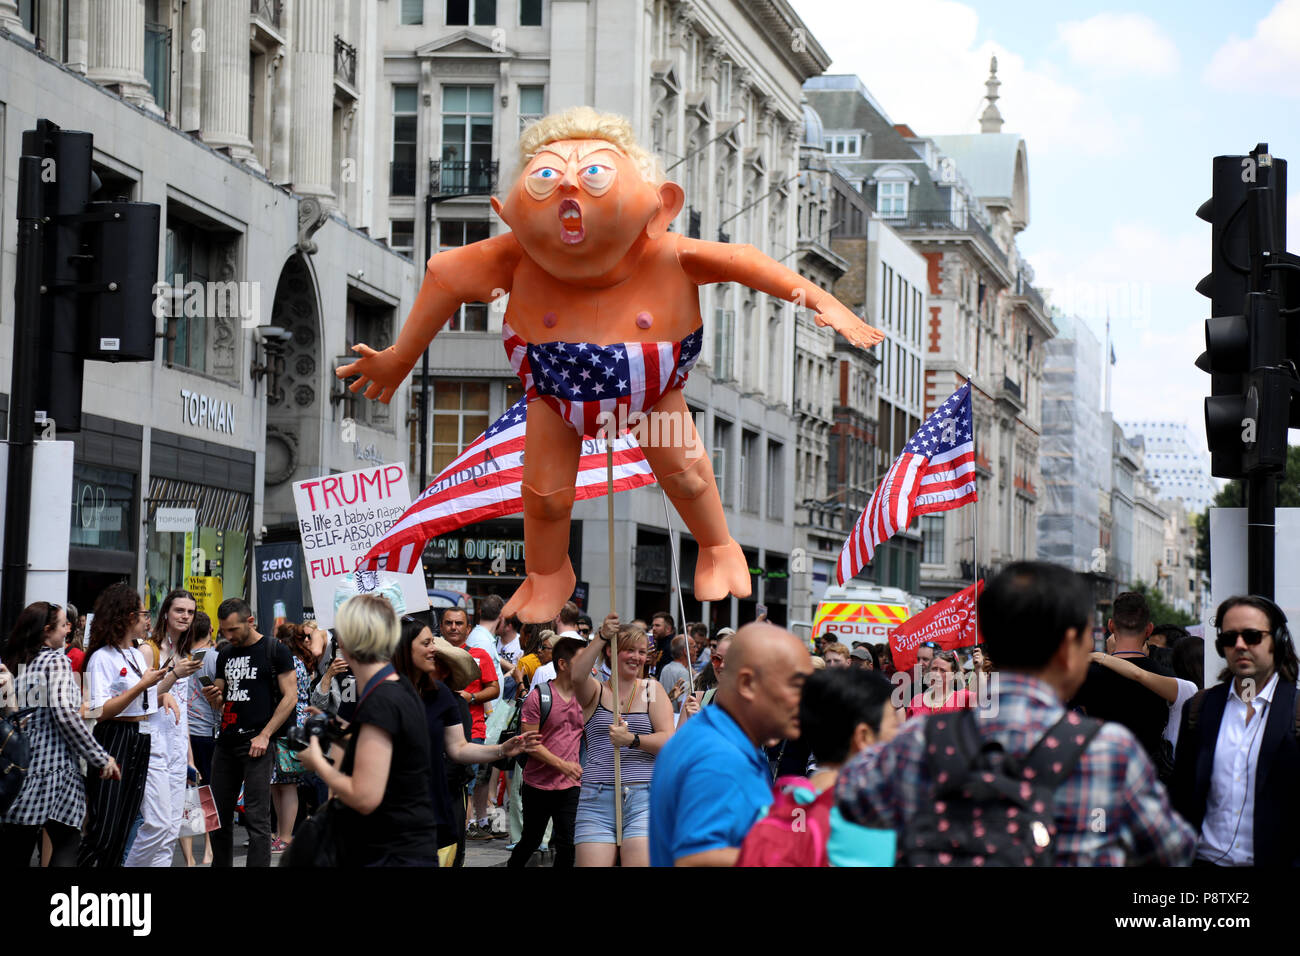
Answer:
top-left (202, 598), bottom-right (297, 867)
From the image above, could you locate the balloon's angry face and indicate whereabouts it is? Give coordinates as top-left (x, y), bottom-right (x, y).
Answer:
top-left (500, 139), bottom-right (659, 279)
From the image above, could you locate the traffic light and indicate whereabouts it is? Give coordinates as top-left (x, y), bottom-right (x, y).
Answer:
top-left (22, 121), bottom-right (92, 433)
top-left (19, 119), bottom-right (161, 433)
top-left (1194, 143), bottom-right (1296, 478)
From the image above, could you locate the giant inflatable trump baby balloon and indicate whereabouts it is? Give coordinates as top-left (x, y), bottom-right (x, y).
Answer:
top-left (339, 107), bottom-right (883, 623)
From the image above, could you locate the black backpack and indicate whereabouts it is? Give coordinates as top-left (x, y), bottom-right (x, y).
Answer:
top-left (0, 708), bottom-right (36, 815)
top-left (492, 681), bottom-right (555, 771)
top-left (902, 709), bottom-right (1103, 866)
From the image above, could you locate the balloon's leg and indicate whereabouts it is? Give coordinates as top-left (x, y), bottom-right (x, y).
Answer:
top-left (640, 390), bottom-right (752, 602)
top-left (503, 401), bottom-right (581, 623)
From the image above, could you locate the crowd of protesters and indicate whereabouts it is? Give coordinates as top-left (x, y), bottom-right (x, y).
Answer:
top-left (1, 560), bottom-right (1298, 867)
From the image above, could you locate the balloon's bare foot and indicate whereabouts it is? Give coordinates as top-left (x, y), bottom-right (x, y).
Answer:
top-left (694, 539), bottom-right (752, 601)
top-left (502, 558), bottom-right (576, 623)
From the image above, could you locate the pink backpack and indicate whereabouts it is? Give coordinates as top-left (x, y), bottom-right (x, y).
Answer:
top-left (735, 777), bottom-right (834, 867)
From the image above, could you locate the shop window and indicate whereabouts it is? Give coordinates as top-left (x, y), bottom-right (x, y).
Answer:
top-left (391, 85), bottom-right (418, 196)
top-left (71, 465), bottom-right (136, 553)
top-left (712, 418), bottom-right (732, 508)
top-left (712, 308), bottom-right (735, 380)
top-left (345, 299), bottom-right (395, 428)
top-left (163, 210), bottom-right (242, 381)
top-left (519, 85), bottom-right (544, 133)
top-left (441, 85), bottom-right (494, 192)
top-left (447, 0), bottom-right (495, 25)
top-left (739, 430), bottom-right (759, 513)
top-left (438, 220), bottom-right (491, 330)
top-left (766, 440), bottom-right (784, 520)
top-left (390, 219), bottom-right (415, 260)
top-left (144, 479), bottom-right (250, 613)
top-left (520, 0), bottom-right (542, 26)
top-left (432, 380), bottom-right (490, 474)
top-left (922, 515), bottom-right (944, 564)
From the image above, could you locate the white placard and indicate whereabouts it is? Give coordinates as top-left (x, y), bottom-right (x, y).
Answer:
top-left (155, 506), bottom-right (197, 533)
top-left (293, 462), bottom-right (429, 628)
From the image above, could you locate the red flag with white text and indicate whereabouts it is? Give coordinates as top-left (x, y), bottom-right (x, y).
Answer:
top-left (889, 581), bottom-right (983, 672)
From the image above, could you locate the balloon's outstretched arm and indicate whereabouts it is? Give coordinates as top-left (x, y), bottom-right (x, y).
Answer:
top-left (338, 234), bottom-right (522, 403)
top-left (677, 238), bottom-right (884, 350)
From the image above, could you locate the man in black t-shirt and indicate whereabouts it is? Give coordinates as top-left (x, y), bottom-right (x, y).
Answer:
top-left (202, 597), bottom-right (297, 866)
top-left (1069, 591), bottom-right (1175, 782)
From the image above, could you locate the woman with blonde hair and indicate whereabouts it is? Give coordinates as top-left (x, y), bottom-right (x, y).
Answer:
top-left (298, 594), bottom-right (439, 866)
top-left (567, 615), bottom-right (675, 866)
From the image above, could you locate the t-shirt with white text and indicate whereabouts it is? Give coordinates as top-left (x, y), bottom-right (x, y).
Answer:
top-left (215, 636), bottom-right (295, 744)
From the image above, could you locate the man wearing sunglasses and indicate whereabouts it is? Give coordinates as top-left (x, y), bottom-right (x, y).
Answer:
top-left (1171, 595), bottom-right (1300, 867)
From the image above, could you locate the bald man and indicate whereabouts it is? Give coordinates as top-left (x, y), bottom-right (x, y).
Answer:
top-left (649, 623), bottom-right (813, 866)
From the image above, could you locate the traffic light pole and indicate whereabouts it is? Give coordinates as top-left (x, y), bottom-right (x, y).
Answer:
top-left (3, 155), bottom-right (45, 634)
top-left (1246, 475), bottom-right (1275, 599)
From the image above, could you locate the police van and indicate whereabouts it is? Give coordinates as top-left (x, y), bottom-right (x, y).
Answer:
top-left (807, 584), bottom-right (924, 650)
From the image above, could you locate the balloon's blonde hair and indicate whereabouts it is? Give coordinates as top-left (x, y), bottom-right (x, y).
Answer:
top-left (518, 106), bottom-right (664, 184)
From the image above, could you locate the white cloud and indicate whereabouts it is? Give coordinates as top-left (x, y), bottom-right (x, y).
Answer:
top-left (1204, 0), bottom-right (1300, 97)
top-left (1028, 221), bottom-right (1204, 328)
top-left (1058, 13), bottom-right (1180, 76)
top-left (790, 0), bottom-right (1123, 156)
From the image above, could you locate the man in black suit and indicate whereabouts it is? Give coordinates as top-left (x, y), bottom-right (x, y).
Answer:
top-left (1171, 595), bottom-right (1300, 867)
top-left (1069, 591), bottom-right (1175, 782)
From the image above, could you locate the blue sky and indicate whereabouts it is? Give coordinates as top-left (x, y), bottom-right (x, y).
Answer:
top-left (791, 0), bottom-right (1300, 451)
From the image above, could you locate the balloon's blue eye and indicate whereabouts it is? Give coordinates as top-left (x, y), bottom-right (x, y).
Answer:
top-left (585, 166), bottom-right (601, 175)
top-left (538, 169), bottom-right (555, 177)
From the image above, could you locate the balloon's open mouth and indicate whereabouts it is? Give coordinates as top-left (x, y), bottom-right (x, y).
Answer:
top-left (559, 198), bottom-right (585, 244)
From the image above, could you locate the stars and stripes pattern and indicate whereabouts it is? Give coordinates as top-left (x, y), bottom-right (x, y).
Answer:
top-left (357, 397), bottom-right (657, 575)
top-left (836, 382), bottom-right (977, 585)
top-left (503, 321), bottom-right (703, 438)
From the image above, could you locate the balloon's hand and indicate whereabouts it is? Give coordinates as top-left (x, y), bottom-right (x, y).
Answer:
top-left (813, 299), bottom-right (885, 349)
top-left (335, 344), bottom-right (416, 404)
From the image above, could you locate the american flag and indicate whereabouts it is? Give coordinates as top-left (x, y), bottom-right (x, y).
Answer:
top-left (836, 382), bottom-right (977, 585)
top-left (357, 397), bottom-right (657, 575)
top-left (504, 322), bottom-right (703, 437)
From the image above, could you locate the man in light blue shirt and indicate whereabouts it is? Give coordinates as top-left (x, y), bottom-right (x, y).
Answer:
top-left (650, 623), bottom-right (812, 866)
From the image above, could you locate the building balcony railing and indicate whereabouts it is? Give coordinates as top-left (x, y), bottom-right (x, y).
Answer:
top-left (1012, 271), bottom-right (1048, 316)
top-left (334, 36), bottom-right (356, 87)
top-left (251, 0), bottom-right (282, 28)
top-left (430, 159), bottom-right (498, 198)
top-left (882, 208), bottom-right (1009, 272)
top-left (390, 160), bottom-right (416, 196)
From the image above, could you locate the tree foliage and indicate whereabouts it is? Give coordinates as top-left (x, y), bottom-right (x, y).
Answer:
top-left (1129, 580), bottom-right (1197, 628)
top-left (1195, 445), bottom-right (1300, 577)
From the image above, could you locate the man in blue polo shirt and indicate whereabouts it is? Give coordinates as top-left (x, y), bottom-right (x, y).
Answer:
top-left (650, 623), bottom-right (813, 866)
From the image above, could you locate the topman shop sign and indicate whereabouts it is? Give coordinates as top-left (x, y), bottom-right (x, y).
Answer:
top-left (179, 388), bottom-right (236, 435)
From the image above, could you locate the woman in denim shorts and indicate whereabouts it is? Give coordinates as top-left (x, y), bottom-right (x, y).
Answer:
top-left (567, 617), bottom-right (677, 866)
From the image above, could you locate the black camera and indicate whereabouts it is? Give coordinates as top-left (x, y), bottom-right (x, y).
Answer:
top-left (286, 712), bottom-right (350, 752)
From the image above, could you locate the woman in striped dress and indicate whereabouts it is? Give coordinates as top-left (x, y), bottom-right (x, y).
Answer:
top-left (0, 602), bottom-right (119, 866)
top-left (568, 617), bottom-right (676, 867)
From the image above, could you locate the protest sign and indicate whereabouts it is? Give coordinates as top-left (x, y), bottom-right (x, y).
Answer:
top-left (293, 462), bottom-right (430, 627)
top-left (186, 575), bottom-right (223, 626)
top-left (890, 581), bottom-right (983, 672)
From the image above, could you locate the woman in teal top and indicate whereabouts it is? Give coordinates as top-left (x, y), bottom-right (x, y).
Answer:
top-left (800, 668), bottom-right (903, 866)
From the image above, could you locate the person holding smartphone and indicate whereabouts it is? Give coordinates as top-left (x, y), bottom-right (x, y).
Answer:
top-left (78, 584), bottom-right (167, 867)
